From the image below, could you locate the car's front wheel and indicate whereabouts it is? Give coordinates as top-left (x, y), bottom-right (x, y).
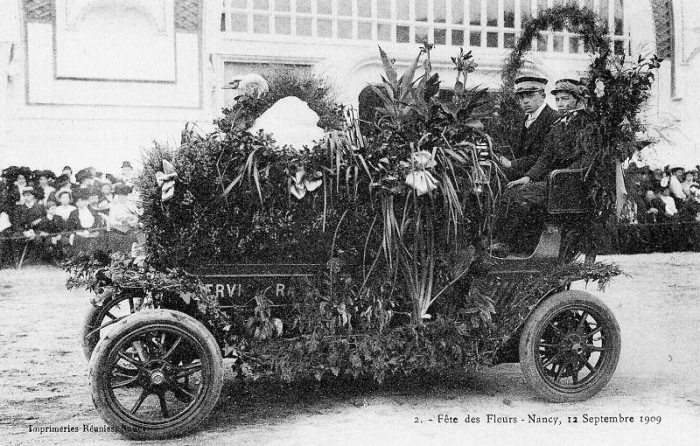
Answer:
top-left (89, 309), bottom-right (223, 439)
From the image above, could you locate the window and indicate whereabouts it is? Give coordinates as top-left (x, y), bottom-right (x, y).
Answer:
top-left (219, 0), bottom-right (628, 54)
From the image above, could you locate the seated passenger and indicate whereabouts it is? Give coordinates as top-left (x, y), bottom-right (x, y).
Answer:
top-left (497, 76), bottom-right (559, 179)
top-left (492, 79), bottom-right (591, 255)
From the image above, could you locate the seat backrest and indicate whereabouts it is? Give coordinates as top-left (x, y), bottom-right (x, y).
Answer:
top-left (547, 168), bottom-right (590, 214)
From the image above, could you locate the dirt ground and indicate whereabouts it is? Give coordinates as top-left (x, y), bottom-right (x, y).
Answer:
top-left (1, 253), bottom-right (699, 446)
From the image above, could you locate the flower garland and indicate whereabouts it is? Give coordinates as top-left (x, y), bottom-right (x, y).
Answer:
top-left (502, 4), bottom-right (609, 88)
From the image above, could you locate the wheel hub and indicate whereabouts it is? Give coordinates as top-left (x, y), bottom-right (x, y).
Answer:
top-left (566, 334), bottom-right (583, 353)
top-left (150, 370), bottom-right (166, 385)
top-left (137, 360), bottom-right (172, 389)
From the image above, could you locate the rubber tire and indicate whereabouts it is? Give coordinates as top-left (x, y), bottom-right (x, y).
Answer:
top-left (519, 290), bottom-right (621, 402)
top-left (89, 309), bottom-right (223, 440)
top-left (82, 293), bottom-right (144, 361)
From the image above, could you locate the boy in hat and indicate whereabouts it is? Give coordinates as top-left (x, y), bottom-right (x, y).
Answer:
top-left (493, 78), bottom-right (592, 255)
top-left (497, 76), bottom-right (559, 179)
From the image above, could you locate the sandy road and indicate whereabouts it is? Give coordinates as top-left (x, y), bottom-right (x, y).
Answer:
top-left (1, 253), bottom-right (699, 446)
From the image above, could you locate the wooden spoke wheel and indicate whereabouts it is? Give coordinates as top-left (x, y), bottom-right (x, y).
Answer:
top-left (89, 309), bottom-right (223, 440)
top-left (519, 290), bottom-right (621, 402)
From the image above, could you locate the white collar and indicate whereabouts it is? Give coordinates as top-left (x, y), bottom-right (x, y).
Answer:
top-left (527, 101), bottom-right (548, 122)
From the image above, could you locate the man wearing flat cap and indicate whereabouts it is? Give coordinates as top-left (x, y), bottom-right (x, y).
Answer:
top-left (498, 76), bottom-right (559, 179)
top-left (493, 78), bottom-right (592, 255)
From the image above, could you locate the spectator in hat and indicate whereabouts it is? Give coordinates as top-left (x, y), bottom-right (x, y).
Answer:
top-left (96, 182), bottom-right (114, 211)
top-left (105, 173), bottom-right (118, 184)
top-left (681, 171), bottom-right (697, 197)
top-left (61, 166), bottom-right (75, 184)
top-left (66, 188), bottom-right (103, 234)
top-left (35, 199), bottom-right (60, 233)
top-left (639, 189), bottom-right (664, 223)
top-left (492, 78), bottom-right (592, 255)
top-left (36, 170), bottom-right (56, 207)
top-left (13, 187), bottom-right (45, 238)
top-left (54, 190), bottom-right (75, 226)
top-left (668, 166), bottom-right (686, 201)
top-left (655, 186), bottom-right (678, 219)
top-left (87, 186), bottom-right (102, 211)
top-left (33, 200), bottom-right (63, 260)
top-left (53, 175), bottom-right (73, 202)
top-left (497, 76), bottom-right (559, 179)
top-left (74, 168), bottom-right (94, 188)
top-left (121, 161), bottom-right (135, 186)
top-left (109, 183), bottom-right (138, 231)
top-left (13, 173), bottom-right (29, 205)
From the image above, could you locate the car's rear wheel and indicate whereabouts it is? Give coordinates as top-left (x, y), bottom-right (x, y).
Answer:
top-left (519, 290), bottom-right (621, 402)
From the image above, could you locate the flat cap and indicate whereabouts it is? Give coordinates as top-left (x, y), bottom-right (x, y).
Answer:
top-left (513, 76), bottom-right (548, 94)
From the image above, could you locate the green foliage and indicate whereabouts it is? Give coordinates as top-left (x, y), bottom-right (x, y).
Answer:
top-left (64, 250), bottom-right (232, 340)
top-left (229, 319), bottom-right (490, 384)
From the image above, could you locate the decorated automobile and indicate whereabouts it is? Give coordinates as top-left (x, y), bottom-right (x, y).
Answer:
top-left (66, 5), bottom-right (660, 440)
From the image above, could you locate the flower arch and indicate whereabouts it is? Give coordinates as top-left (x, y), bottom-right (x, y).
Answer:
top-left (501, 4), bottom-right (610, 88)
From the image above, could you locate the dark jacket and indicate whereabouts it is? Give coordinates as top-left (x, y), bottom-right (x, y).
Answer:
top-left (525, 109), bottom-right (592, 182)
top-left (13, 202), bottom-right (45, 231)
top-left (66, 207), bottom-right (103, 231)
top-left (509, 104), bottom-right (559, 176)
top-left (34, 215), bottom-right (63, 234)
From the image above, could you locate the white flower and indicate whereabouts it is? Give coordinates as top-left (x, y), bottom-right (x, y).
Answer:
top-left (594, 79), bottom-right (606, 98)
top-left (290, 168), bottom-right (322, 199)
top-left (411, 150), bottom-right (437, 169)
top-left (405, 171), bottom-right (439, 196)
top-left (404, 150), bottom-right (439, 195)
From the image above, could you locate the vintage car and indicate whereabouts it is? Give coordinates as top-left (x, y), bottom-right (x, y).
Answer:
top-left (80, 167), bottom-right (621, 440)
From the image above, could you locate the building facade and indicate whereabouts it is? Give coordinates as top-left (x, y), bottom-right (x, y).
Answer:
top-left (0, 0), bottom-right (698, 173)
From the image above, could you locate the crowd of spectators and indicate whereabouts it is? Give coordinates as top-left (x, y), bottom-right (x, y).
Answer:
top-left (620, 163), bottom-right (700, 224)
top-left (0, 162), bottom-right (140, 268)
